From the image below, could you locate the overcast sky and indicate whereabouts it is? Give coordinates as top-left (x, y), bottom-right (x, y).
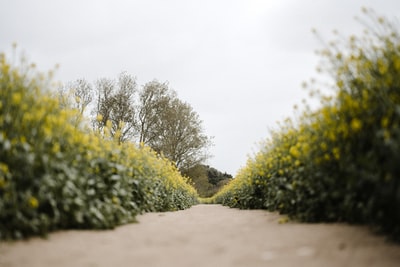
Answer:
top-left (1, 0), bottom-right (400, 175)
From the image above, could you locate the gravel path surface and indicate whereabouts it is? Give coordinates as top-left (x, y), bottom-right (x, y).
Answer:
top-left (1, 204), bottom-right (400, 267)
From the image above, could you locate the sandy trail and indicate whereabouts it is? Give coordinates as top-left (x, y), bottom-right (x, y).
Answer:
top-left (1, 204), bottom-right (399, 267)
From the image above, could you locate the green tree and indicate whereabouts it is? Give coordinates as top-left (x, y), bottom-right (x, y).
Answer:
top-left (183, 164), bottom-right (232, 197)
top-left (183, 164), bottom-right (211, 197)
top-left (136, 80), bottom-right (212, 170)
top-left (207, 166), bottom-right (233, 185)
top-left (136, 80), bottom-right (174, 144)
top-left (153, 97), bottom-right (211, 170)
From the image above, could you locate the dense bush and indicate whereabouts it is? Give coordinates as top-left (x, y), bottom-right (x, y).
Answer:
top-left (214, 10), bottom-right (400, 241)
top-left (0, 53), bottom-right (197, 240)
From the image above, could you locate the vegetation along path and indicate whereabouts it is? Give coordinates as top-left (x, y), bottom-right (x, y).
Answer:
top-left (1, 204), bottom-right (400, 267)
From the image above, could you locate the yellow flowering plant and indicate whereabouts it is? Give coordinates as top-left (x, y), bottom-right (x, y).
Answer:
top-left (214, 9), bottom-right (400, 241)
top-left (0, 51), bottom-right (197, 240)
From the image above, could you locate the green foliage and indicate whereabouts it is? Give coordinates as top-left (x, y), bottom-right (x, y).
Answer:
top-left (183, 164), bottom-right (232, 197)
top-left (214, 10), bottom-right (400, 241)
top-left (206, 165), bottom-right (232, 185)
top-left (0, 54), bottom-right (197, 240)
top-left (136, 80), bottom-right (213, 170)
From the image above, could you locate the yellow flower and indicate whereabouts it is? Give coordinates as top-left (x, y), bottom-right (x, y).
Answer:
top-left (43, 125), bottom-right (52, 137)
top-left (302, 143), bottom-right (310, 154)
top-left (350, 118), bottom-right (362, 132)
top-left (289, 146), bottom-right (300, 158)
top-left (0, 178), bottom-right (5, 189)
top-left (381, 117), bottom-right (390, 128)
top-left (96, 114), bottom-right (103, 122)
top-left (112, 196), bottom-right (120, 205)
top-left (333, 147), bottom-right (340, 160)
top-left (20, 136), bottom-right (27, 143)
top-left (328, 131), bottom-right (336, 142)
top-left (377, 59), bottom-right (388, 75)
top-left (28, 196), bottom-right (39, 208)
top-left (394, 57), bottom-right (400, 71)
top-left (336, 80), bottom-right (344, 89)
top-left (12, 92), bottom-right (22, 105)
top-left (52, 142), bottom-right (60, 153)
top-left (278, 216), bottom-right (289, 224)
top-left (0, 162), bottom-right (9, 173)
top-left (320, 142), bottom-right (328, 151)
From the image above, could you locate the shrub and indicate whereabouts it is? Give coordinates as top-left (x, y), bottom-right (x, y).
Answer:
top-left (214, 9), bottom-right (400, 241)
top-left (0, 53), bottom-right (197, 240)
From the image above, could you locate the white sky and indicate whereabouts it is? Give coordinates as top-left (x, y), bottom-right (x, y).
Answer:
top-left (1, 0), bottom-right (399, 175)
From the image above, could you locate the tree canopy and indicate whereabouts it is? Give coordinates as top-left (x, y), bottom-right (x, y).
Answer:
top-left (182, 164), bottom-right (232, 197)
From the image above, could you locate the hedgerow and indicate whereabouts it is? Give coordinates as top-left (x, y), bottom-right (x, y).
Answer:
top-left (214, 9), bottom-right (400, 241)
top-left (0, 53), bottom-right (197, 240)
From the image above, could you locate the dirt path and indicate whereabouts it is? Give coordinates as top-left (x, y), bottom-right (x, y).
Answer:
top-left (1, 204), bottom-right (400, 267)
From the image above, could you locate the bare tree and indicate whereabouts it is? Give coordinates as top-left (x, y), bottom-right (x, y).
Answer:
top-left (60, 75), bottom-right (212, 169)
top-left (71, 79), bottom-right (93, 115)
top-left (93, 73), bottom-right (137, 143)
top-left (92, 77), bottom-right (114, 132)
top-left (58, 78), bottom-right (93, 127)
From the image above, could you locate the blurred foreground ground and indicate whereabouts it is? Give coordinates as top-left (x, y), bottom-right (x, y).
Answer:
top-left (1, 204), bottom-right (400, 267)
